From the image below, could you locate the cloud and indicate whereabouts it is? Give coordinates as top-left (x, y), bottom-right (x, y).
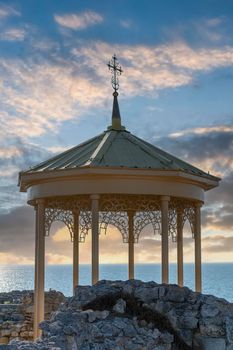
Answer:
top-left (0, 57), bottom-right (109, 141)
top-left (119, 19), bottom-right (133, 29)
top-left (46, 252), bottom-right (71, 264)
top-left (54, 11), bottom-right (103, 30)
top-left (1, 40), bottom-right (233, 146)
top-left (72, 41), bottom-right (233, 97)
top-left (0, 145), bottom-right (22, 159)
top-left (47, 146), bottom-right (71, 154)
top-left (0, 206), bottom-right (34, 254)
top-left (162, 43), bottom-right (233, 71)
top-left (203, 235), bottom-right (233, 254)
top-left (205, 17), bottom-right (224, 27)
top-left (194, 17), bottom-right (225, 42)
top-left (0, 138), bottom-right (52, 212)
top-left (0, 3), bottom-right (20, 19)
top-left (163, 16), bottom-right (227, 45)
top-left (204, 171), bottom-right (233, 229)
top-left (158, 126), bottom-right (233, 176)
top-left (29, 36), bottom-right (59, 53)
top-left (0, 138), bottom-right (51, 177)
top-left (0, 252), bottom-right (32, 264)
top-left (169, 125), bottom-right (233, 138)
top-left (0, 28), bottom-right (26, 41)
top-left (154, 126), bottom-right (233, 235)
top-left (52, 227), bottom-right (70, 242)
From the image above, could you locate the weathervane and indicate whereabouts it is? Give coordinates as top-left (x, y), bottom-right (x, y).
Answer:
top-left (107, 54), bottom-right (123, 95)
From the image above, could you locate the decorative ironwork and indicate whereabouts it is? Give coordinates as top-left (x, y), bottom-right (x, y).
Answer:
top-left (99, 211), bottom-right (128, 242)
top-left (79, 211), bottom-right (91, 242)
top-left (99, 195), bottom-right (161, 242)
top-left (44, 196), bottom-right (92, 242)
top-left (44, 208), bottom-right (92, 243)
top-left (45, 208), bottom-right (74, 239)
top-left (45, 195), bottom-right (90, 212)
top-left (107, 54), bottom-right (123, 92)
top-left (100, 194), bottom-right (160, 212)
top-left (168, 208), bottom-right (177, 242)
top-left (169, 198), bottom-right (197, 239)
top-left (42, 194), bottom-right (199, 245)
top-left (182, 206), bottom-right (196, 238)
top-left (134, 211), bottom-right (161, 242)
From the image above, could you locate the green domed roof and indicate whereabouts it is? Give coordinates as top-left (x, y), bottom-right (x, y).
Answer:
top-left (20, 86), bottom-right (220, 189)
top-left (23, 127), bottom-right (219, 182)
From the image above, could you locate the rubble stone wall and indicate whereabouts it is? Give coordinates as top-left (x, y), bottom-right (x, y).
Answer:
top-left (0, 290), bottom-right (65, 345)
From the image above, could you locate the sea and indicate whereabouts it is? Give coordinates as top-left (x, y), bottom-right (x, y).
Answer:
top-left (0, 263), bottom-right (232, 302)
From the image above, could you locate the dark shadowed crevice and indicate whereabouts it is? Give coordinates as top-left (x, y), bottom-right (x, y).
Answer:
top-left (83, 291), bottom-right (192, 350)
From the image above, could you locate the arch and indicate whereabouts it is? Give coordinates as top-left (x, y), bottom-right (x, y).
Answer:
top-left (134, 211), bottom-right (161, 242)
top-left (45, 208), bottom-right (92, 243)
top-left (99, 211), bottom-right (128, 242)
top-left (45, 208), bottom-right (74, 240)
top-left (168, 200), bottom-right (196, 241)
top-left (182, 206), bottom-right (195, 239)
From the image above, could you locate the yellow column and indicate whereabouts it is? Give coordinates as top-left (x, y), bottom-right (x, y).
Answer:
top-left (91, 195), bottom-right (100, 285)
top-left (195, 203), bottom-right (202, 292)
top-left (73, 211), bottom-right (79, 295)
top-left (33, 205), bottom-right (38, 340)
top-left (128, 211), bottom-right (135, 280)
top-left (177, 210), bottom-right (183, 287)
top-left (161, 196), bottom-right (170, 284)
top-left (34, 199), bottom-right (45, 339)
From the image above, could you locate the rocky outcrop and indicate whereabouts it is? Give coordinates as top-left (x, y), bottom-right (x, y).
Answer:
top-left (4, 280), bottom-right (233, 350)
top-left (0, 290), bottom-right (65, 345)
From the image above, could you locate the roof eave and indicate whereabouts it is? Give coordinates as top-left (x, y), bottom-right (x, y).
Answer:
top-left (18, 166), bottom-right (220, 193)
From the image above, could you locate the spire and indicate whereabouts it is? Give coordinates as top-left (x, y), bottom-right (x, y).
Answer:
top-left (111, 91), bottom-right (123, 129)
top-left (107, 55), bottom-right (125, 130)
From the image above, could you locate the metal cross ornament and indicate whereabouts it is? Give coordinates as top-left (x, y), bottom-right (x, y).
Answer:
top-left (107, 54), bottom-right (123, 93)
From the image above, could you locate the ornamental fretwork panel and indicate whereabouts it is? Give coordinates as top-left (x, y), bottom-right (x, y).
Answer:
top-left (99, 212), bottom-right (128, 242)
top-left (99, 211), bottom-right (161, 243)
top-left (45, 208), bottom-right (74, 239)
top-left (134, 211), bottom-right (161, 243)
top-left (43, 195), bottom-right (198, 243)
top-left (169, 198), bottom-right (196, 241)
top-left (99, 195), bottom-right (161, 243)
top-left (79, 211), bottom-right (91, 242)
top-left (44, 196), bottom-right (91, 242)
top-left (100, 194), bottom-right (160, 212)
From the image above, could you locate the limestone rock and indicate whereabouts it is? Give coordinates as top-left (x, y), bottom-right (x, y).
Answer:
top-left (1, 280), bottom-right (233, 349)
top-left (112, 298), bottom-right (126, 314)
top-left (194, 335), bottom-right (226, 350)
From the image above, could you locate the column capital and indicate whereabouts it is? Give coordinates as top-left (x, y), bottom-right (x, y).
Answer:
top-left (36, 198), bottom-right (45, 205)
top-left (195, 201), bottom-right (203, 208)
top-left (72, 209), bottom-right (80, 215)
top-left (127, 210), bottom-right (135, 217)
top-left (90, 194), bottom-right (100, 200)
top-left (160, 195), bottom-right (170, 202)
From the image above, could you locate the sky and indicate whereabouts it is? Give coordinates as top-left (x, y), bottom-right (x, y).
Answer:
top-left (0, 0), bottom-right (233, 266)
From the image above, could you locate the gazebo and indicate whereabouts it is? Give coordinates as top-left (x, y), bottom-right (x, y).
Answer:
top-left (19, 55), bottom-right (220, 338)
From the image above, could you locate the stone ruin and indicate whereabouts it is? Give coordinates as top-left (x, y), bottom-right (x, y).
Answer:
top-left (0, 290), bottom-right (65, 345)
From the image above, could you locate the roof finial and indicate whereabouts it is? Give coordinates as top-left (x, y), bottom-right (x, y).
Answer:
top-left (107, 55), bottom-right (125, 130)
top-left (108, 54), bottom-right (123, 94)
